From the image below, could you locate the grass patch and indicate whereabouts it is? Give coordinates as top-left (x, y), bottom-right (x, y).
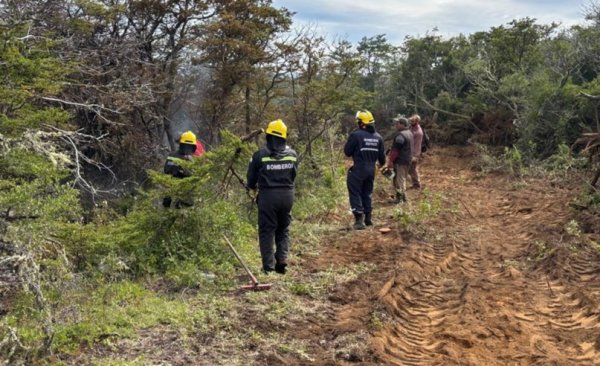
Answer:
top-left (89, 356), bottom-right (148, 366)
top-left (393, 190), bottom-right (442, 230)
top-left (501, 259), bottom-right (520, 269)
top-left (277, 339), bottom-right (315, 362)
top-left (284, 262), bottom-right (375, 299)
top-left (593, 241), bottom-right (600, 254)
top-left (6, 281), bottom-right (238, 358)
top-left (51, 282), bottom-right (189, 354)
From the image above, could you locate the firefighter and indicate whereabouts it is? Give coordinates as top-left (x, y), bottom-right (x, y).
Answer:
top-left (163, 131), bottom-right (197, 208)
top-left (344, 110), bottom-right (386, 230)
top-left (247, 120), bottom-right (298, 274)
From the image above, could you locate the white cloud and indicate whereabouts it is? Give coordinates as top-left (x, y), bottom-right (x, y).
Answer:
top-left (273, 0), bottom-right (588, 44)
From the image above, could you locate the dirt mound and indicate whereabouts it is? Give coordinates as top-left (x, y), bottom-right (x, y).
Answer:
top-left (305, 147), bottom-right (600, 365)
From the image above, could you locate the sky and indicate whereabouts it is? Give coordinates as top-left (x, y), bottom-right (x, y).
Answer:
top-left (272, 0), bottom-right (591, 44)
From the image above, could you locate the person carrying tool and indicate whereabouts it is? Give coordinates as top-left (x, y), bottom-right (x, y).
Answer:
top-left (385, 115), bottom-right (413, 203)
top-left (344, 110), bottom-right (386, 230)
top-left (246, 120), bottom-right (297, 274)
top-left (163, 130), bottom-right (197, 208)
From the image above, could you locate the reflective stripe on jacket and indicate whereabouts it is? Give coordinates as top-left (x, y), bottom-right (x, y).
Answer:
top-left (164, 153), bottom-right (192, 178)
top-left (247, 146), bottom-right (298, 190)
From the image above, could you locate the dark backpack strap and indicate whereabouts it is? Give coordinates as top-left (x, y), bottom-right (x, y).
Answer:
top-left (422, 128), bottom-right (431, 152)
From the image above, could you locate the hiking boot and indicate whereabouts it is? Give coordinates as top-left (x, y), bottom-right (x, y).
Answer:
top-left (263, 265), bottom-right (275, 274)
top-left (353, 213), bottom-right (366, 230)
top-left (364, 212), bottom-right (373, 226)
top-left (390, 191), bottom-right (407, 204)
top-left (275, 262), bottom-right (287, 275)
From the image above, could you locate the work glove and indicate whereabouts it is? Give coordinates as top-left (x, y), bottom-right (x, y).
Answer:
top-left (381, 166), bottom-right (394, 179)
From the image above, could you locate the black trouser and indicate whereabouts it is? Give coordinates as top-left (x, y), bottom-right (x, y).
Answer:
top-left (347, 165), bottom-right (374, 215)
top-left (162, 197), bottom-right (193, 208)
top-left (257, 189), bottom-right (294, 270)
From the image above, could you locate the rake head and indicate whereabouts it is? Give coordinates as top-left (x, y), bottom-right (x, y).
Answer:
top-left (240, 282), bottom-right (273, 291)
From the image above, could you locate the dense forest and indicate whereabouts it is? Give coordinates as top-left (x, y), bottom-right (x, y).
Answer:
top-left (1, 1), bottom-right (599, 365)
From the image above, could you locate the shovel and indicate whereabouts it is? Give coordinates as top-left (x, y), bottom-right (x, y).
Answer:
top-left (222, 234), bottom-right (272, 291)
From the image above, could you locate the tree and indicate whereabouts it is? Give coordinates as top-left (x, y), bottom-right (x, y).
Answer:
top-left (357, 34), bottom-right (396, 92)
top-left (0, 20), bottom-right (82, 361)
top-left (193, 0), bottom-right (292, 142)
top-left (0, 0), bottom-right (216, 178)
top-left (288, 35), bottom-right (368, 158)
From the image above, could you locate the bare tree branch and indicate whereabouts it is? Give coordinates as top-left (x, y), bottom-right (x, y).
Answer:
top-left (416, 96), bottom-right (472, 121)
top-left (40, 96), bottom-right (123, 114)
top-left (579, 92), bottom-right (600, 101)
top-left (412, 97), bottom-right (487, 135)
top-left (33, 126), bottom-right (119, 197)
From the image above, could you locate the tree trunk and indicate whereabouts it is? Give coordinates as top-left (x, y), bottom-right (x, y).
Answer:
top-left (595, 100), bottom-right (599, 133)
top-left (245, 85), bottom-right (251, 134)
top-left (162, 117), bottom-right (175, 151)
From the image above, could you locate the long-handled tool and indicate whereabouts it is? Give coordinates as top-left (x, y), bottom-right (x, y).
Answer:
top-left (222, 234), bottom-right (272, 291)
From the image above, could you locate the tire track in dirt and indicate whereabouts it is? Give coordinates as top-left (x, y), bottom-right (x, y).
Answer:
top-left (373, 231), bottom-right (485, 364)
top-left (386, 149), bottom-right (599, 365)
top-left (309, 147), bottom-right (600, 365)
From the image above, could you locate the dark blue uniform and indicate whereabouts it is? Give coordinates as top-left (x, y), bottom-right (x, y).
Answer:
top-left (162, 151), bottom-right (193, 208)
top-left (247, 136), bottom-right (297, 272)
top-left (344, 126), bottom-right (386, 217)
top-left (164, 152), bottom-right (192, 179)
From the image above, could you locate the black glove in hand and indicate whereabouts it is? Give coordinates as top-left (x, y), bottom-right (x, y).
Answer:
top-left (381, 167), bottom-right (393, 178)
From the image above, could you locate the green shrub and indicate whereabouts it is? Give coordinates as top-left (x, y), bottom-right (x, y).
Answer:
top-left (502, 145), bottom-right (524, 176)
top-left (64, 132), bottom-right (258, 277)
top-left (474, 142), bottom-right (588, 179)
top-left (543, 143), bottom-right (589, 177)
top-left (293, 140), bottom-right (347, 221)
top-left (394, 190), bottom-right (442, 230)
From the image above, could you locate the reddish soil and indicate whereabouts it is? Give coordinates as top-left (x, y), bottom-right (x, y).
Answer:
top-left (296, 147), bottom-right (600, 365)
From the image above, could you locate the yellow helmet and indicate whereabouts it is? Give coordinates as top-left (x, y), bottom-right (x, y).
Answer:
top-left (265, 119), bottom-right (287, 139)
top-left (355, 110), bottom-right (374, 124)
top-left (179, 131), bottom-right (197, 145)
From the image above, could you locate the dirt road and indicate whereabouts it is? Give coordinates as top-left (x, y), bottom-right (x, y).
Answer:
top-left (303, 147), bottom-right (600, 365)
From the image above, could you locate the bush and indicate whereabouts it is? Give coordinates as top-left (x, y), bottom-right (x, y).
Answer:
top-left (473, 140), bottom-right (590, 179)
top-left (393, 190), bottom-right (442, 231)
top-left (63, 131), bottom-right (258, 277)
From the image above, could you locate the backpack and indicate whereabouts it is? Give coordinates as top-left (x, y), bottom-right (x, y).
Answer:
top-left (421, 128), bottom-right (431, 153)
